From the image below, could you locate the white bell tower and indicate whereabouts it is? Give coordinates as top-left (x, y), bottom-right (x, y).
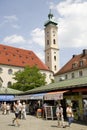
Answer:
top-left (44, 10), bottom-right (59, 74)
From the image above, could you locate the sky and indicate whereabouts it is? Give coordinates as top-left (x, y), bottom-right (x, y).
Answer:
top-left (0, 0), bottom-right (87, 68)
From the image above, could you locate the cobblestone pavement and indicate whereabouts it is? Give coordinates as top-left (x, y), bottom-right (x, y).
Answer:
top-left (0, 112), bottom-right (87, 130)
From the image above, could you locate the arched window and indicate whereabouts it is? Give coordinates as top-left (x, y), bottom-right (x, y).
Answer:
top-left (49, 74), bottom-right (51, 79)
top-left (0, 77), bottom-right (3, 87)
top-left (47, 40), bottom-right (49, 45)
top-left (0, 68), bottom-right (3, 73)
top-left (8, 69), bottom-right (13, 74)
top-left (47, 56), bottom-right (49, 61)
top-left (7, 81), bottom-right (12, 87)
top-left (53, 39), bottom-right (56, 44)
top-left (54, 56), bottom-right (56, 61)
top-left (43, 73), bottom-right (46, 77)
top-left (54, 65), bottom-right (56, 71)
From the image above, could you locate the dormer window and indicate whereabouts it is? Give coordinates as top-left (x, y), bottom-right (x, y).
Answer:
top-left (4, 47), bottom-right (6, 50)
top-left (72, 62), bottom-right (78, 69)
top-left (79, 60), bottom-right (84, 67)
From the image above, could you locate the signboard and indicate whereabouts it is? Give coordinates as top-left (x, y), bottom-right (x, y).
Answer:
top-left (44, 106), bottom-right (56, 120)
top-left (44, 90), bottom-right (68, 100)
top-left (44, 106), bottom-right (53, 120)
top-left (44, 93), bottom-right (63, 100)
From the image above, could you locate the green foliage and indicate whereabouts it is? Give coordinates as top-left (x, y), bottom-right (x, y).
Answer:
top-left (9, 66), bottom-right (46, 91)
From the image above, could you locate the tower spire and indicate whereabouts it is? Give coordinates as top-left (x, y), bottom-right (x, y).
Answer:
top-left (44, 10), bottom-right (57, 27)
top-left (48, 9), bottom-right (53, 20)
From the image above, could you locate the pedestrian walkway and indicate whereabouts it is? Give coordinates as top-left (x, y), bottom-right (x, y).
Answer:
top-left (0, 111), bottom-right (86, 130)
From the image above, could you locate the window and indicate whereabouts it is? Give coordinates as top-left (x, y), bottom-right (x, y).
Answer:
top-left (79, 71), bottom-right (83, 77)
top-left (8, 69), bottom-right (13, 74)
top-left (54, 56), bottom-right (56, 61)
top-left (47, 56), bottom-right (49, 61)
top-left (47, 40), bottom-right (49, 45)
top-left (7, 81), bottom-right (12, 87)
top-left (47, 32), bottom-right (49, 37)
top-left (72, 62), bottom-right (78, 69)
top-left (53, 39), bottom-right (56, 44)
top-left (19, 55), bottom-right (22, 58)
top-left (0, 68), bottom-right (3, 73)
top-left (43, 73), bottom-right (46, 77)
top-left (65, 74), bottom-right (68, 79)
top-left (53, 31), bottom-right (55, 36)
top-left (79, 60), bottom-right (83, 67)
top-left (54, 65), bottom-right (56, 71)
top-left (71, 73), bottom-right (74, 78)
top-left (49, 74), bottom-right (51, 79)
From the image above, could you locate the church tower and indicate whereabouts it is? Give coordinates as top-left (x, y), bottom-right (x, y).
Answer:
top-left (44, 11), bottom-right (59, 74)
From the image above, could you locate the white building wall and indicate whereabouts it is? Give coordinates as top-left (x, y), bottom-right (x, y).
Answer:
top-left (40, 70), bottom-right (54, 84)
top-left (0, 65), bottom-right (53, 87)
top-left (54, 68), bottom-right (87, 82)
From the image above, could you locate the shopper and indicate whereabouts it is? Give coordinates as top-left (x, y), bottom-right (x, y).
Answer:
top-left (56, 104), bottom-right (64, 127)
top-left (12, 101), bottom-right (20, 127)
top-left (21, 102), bottom-right (26, 119)
top-left (66, 104), bottom-right (74, 127)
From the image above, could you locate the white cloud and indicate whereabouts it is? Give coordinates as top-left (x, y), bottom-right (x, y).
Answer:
top-left (4, 15), bottom-right (18, 22)
top-left (0, 15), bottom-right (19, 29)
top-left (11, 24), bottom-right (20, 29)
top-left (3, 34), bottom-right (26, 44)
top-left (52, 0), bottom-right (87, 48)
top-left (30, 28), bottom-right (44, 47)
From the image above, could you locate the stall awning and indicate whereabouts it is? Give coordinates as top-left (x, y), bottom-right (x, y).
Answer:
top-left (30, 93), bottom-right (46, 100)
top-left (72, 88), bottom-right (87, 92)
top-left (13, 95), bottom-right (32, 100)
top-left (0, 95), bottom-right (14, 101)
top-left (44, 90), bottom-right (69, 100)
top-left (13, 93), bottom-right (46, 100)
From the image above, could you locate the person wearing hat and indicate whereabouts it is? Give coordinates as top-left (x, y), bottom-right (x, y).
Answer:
top-left (56, 104), bottom-right (64, 127)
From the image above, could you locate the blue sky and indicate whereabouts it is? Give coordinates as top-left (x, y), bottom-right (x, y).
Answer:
top-left (0, 0), bottom-right (87, 68)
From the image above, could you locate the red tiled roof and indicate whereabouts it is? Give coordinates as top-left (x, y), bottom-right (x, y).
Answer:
top-left (55, 50), bottom-right (87, 75)
top-left (0, 44), bottom-right (49, 70)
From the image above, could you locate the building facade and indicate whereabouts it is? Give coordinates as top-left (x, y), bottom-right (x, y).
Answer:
top-left (54, 49), bottom-right (87, 82)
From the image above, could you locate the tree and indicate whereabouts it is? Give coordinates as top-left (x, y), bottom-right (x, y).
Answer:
top-left (9, 66), bottom-right (46, 91)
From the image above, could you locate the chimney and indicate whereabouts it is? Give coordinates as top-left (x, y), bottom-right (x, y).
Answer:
top-left (83, 49), bottom-right (87, 56)
top-left (72, 55), bottom-right (76, 58)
